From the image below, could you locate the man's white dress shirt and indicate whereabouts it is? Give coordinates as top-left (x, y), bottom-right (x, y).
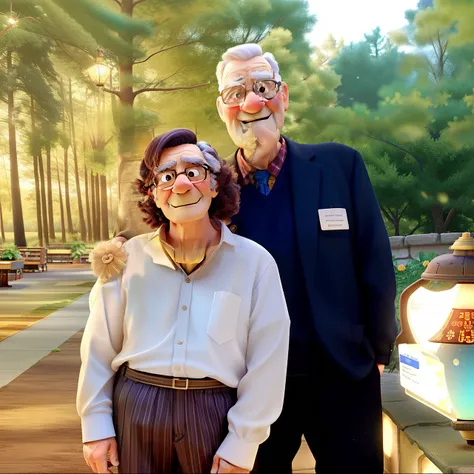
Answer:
top-left (77, 222), bottom-right (290, 470)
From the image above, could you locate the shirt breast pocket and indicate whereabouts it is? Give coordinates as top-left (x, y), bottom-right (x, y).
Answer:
top-left (207, 291), bottom-right (242, 345)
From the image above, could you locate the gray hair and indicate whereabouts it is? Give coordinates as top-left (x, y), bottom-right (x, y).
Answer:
top-left (216, 43), bottom-right (281, 92)
top-left (196, 141), bottom-right (221, 191)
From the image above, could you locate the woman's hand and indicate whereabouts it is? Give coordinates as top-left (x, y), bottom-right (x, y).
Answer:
top-left (211, 455), bottom-right (249, 473)
top-left (83, 437), bottom-right (119, 473)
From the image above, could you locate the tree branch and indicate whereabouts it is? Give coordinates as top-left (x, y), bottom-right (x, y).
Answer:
top-left (134, 41), bottom-right (196, 65)
top-left (133, 82), bottom-right (210, 97)
top-left (103, 87), bottom-right (121, 98)
top-left (364, 133), bottom-right (424, 172)
top-left (113, 0), bottom-right (122, 6)
top-left (408, 221), bottom-right (423, 235)
top-left (381, 207), bottom-right (395, 224)
top-left (399, 202), bottom-right (410, 219)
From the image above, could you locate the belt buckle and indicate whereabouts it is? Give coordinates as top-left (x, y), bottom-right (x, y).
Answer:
top-left (172, 378), bottom-right (189, 390)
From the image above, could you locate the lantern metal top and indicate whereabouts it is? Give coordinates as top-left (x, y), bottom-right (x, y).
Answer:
top-left (421, 233), bottom-right (474, 283)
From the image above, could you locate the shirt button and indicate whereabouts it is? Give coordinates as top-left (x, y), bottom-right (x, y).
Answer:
top-left (185, 277), bottom-right (191, 283)
top-left (182, 305), bottom-right (187, 310)
top-left (177, 340), bottom-right (183, 345)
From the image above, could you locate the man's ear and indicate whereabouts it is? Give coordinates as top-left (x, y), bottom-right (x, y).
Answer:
top-left (216, 96), bottom-right (225, 122)
top-left (281, 82), bottom-right (289, 111)
top-left (211, 187), bottom-right (219, 199)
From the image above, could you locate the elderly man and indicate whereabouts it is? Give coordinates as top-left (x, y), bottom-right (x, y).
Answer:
top-left (78, 129), bottom-right (290, 474)
top-left (108, 44), bottom-right (397, 473)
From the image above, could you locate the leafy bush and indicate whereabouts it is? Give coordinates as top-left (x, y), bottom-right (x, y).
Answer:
top-left (0, 245), bottom-right (22, 261)
top-left (71, 241), bottom-right (87, 260)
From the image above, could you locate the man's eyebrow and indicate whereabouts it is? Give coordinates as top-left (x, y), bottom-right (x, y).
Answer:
top-left (250, 70), bottom-right (273, 79)
top-left (223, 77), bottom-right (244, 88)
top-left (181, 156), bottom-right (206, 166)
top-left (154, 160), bottom-right (177, 174)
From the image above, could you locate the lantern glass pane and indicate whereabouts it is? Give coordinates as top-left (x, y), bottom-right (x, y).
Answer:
top-left (407, 284), bottom-right (458, 352)
top-left (87, 64), bottom-right (110, 86)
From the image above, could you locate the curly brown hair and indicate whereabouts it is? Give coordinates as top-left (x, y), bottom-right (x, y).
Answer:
top-left (136, 128), bottom-right (240, 229)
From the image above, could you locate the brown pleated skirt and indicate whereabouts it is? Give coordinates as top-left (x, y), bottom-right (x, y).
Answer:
top-left (113, 367), bottom-right (237, 474)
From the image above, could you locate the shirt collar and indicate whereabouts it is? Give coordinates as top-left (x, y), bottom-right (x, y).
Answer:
top-left (145, 220), bottom-right (236, 271)
top-left (236, 137), bottom-right (287, 183)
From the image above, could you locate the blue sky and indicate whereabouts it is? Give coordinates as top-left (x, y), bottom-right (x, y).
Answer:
top-left (307, 0), bottom-right (419, 46)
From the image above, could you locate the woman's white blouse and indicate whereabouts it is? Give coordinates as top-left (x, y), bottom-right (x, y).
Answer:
top-left (77, 223), bottom-right (290, 470)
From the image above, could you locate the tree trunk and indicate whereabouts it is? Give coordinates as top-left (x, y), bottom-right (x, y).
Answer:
top-left (108, 171), bottom-right (113, 234)
top-left (56, 155), bottom-right (66, 243)
top-left (61, 93), bottom-right (74, 235)
top-left (83, 96), bottom-right (92, 243)
top-left (38, 151), bottom-right (49, 246)
top-left (84, 165), bottom-right (92, 242)
top-left (100, 174), bottom-right (109, 240)
top-left (31, 97), bottom-right (43, 246)
top-left (0, 201), bottom-right (5, 243)
top-left (69, 78), bottom-right (87, 241)
top-left (115, 0), bottom-right (146, 234)
top-left (90, 171), bottom-right (98, 241)
top-left (7, 49), bottom-right (26, 246)
top-left (431, 205), bottom-right (456, 233)
top-left (33, 156), bottom-right (43, 247)
top-left (95, 173), bottom-right (101, 240)
top-left (46, 145), bottom-right (56, 239)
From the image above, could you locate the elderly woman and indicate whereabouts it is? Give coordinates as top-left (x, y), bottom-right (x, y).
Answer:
top-left (77, 129), bottom-right (290, 474)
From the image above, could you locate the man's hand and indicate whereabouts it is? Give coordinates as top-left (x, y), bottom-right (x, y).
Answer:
top-left (111, 236), bottom-right (127, 246)
top-left (83, 437), bottom-right (119, 473)
top-left (211, 455), bottom-right (249, 473)
top-left (377, 364), bottom-right (385, 376)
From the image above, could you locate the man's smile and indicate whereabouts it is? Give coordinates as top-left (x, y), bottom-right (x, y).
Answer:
top-left (240, 114), bottom-right (272, 125)
top-left (168, 197), bottom-right (202, 208)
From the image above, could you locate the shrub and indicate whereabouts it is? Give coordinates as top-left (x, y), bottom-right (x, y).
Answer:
top-left (71, 241), bottom-right (87, 260)
top-left (0, 245), bottom-right (22, 261)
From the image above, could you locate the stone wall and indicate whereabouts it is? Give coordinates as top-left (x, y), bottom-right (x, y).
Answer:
top-left (390, 232), bottom-right (464, 264)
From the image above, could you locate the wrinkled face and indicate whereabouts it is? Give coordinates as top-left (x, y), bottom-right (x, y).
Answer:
top-left (153, 144), bottom-right (218, 224)
top-left (216, 55), bottom-right (289, 168)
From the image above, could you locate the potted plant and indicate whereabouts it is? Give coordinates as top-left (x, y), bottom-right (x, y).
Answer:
top-left (1, 245), bottom-right (22, 261)
top-left (71, 241), bottom-right (87, 263)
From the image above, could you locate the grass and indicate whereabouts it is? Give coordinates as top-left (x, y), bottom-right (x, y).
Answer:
top-left (27, 294), bottom-right (83, 317)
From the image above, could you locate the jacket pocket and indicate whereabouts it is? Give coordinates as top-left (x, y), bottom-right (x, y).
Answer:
top-left (207, 291), bottom-right (241, 345)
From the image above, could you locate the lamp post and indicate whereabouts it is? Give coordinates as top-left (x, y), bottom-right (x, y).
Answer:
top-left (87, 49), bottom-right (111, 88)
top-left (397, 232), bottom-right (474, 445)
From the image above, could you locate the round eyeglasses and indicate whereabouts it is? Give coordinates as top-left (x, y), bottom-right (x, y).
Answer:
top-left (155, 164), bottom-right (210, 191)
top-left (221, 80), bottom-right (281, 106)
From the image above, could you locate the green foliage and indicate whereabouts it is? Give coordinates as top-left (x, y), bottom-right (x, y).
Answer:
top-left (331, 30), bottom-right (405, 110)
top-left (71, 241), bottom-right (86, 259)
top-left (0, 245), bottom-right (22, 261)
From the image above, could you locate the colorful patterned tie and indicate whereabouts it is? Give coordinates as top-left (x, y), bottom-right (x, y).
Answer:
top-left (254, 170), bottom-right (271, 196)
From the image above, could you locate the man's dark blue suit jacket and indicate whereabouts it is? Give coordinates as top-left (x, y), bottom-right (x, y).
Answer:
top-left (232, 137), bottom-right (398, 380)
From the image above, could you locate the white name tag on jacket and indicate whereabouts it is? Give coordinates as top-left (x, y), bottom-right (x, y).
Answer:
top-left (318, 208), bottom-right (350, 231)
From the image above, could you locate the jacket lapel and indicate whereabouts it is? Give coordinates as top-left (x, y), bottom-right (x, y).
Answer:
top-left (286, 138), bottom-right (321, 292)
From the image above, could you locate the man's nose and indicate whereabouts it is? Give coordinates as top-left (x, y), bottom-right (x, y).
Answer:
top-left (241, 91), bottom-right (265, 114)
top-left (172, 173), bottom-right (193, 193)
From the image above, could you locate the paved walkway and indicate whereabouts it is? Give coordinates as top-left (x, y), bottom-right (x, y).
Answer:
top-left (0, 264), bottom-right (94, 343)
top-left (0, 266), bottom-right (315, 473)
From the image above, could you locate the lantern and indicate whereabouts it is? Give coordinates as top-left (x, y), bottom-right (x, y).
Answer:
top-left (87, 49), bottom-right (111, 87)
top-left (397, 232), bottom-right (474, 445)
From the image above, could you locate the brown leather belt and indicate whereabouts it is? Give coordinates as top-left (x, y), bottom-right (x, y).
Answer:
top-left (123, 365), bottom-right (228, 390)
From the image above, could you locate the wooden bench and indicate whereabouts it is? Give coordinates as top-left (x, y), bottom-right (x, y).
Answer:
top-left (79, 253), bottom-right (90, 264)
top-left (17, 247), bottom-right (48, 272)
top-left (47, 248), bottom-right (73, 263)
